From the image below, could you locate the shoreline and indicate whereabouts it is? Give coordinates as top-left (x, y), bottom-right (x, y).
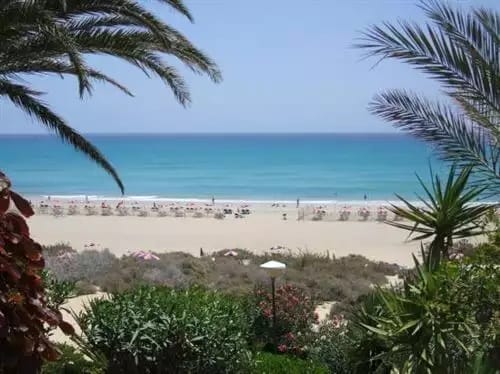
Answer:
top-left (28, 194), bottom-right (497, 209)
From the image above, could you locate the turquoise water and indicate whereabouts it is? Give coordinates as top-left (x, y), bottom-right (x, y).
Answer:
top-left (0, 133), bottom-right (445, 202)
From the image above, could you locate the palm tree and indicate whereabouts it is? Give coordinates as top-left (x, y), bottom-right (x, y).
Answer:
top-left (0, 0), bottom-right (221, 193)
top-left (387, 166), bottom-right (492, 271)
top-left (356, 0), bottom-right (499, 194)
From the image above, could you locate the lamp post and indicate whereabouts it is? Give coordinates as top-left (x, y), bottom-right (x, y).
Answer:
top-left (260, 260), bottom-right (286, 349)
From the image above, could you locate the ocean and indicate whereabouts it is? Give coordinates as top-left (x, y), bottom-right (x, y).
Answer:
top-left (0, 133), bottom-right (446, 202)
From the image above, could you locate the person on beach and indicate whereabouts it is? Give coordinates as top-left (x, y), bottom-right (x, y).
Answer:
top-left (364, 193), bottom-right (367, 201)
top-left (211, 196), bottom-right (215, 205)
top-left (296, 197), bottom-right (300, 208)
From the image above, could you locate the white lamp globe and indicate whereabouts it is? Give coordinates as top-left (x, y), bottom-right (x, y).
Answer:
top-left (260, 260), bottom-right (286, 278)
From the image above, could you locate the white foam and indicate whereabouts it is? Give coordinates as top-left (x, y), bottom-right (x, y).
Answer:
top-left (27, 194), bottom-right (497, 206)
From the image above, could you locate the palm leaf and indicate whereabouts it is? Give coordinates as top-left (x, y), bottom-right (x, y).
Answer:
top-left (0, 78), bottom-right (124, 193)
top-left (0, 0), bottom-right (221, 191)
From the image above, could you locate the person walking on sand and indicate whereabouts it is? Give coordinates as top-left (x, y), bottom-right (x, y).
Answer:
top-left (364, 193), bottom-right (367, 201)
top-left (211, 196), bottom-right (215, 205)
top-left (296, 197), bottom-right (300, 208)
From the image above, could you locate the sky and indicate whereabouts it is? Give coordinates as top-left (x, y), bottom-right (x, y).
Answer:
top-left (0, 0), bottom-right (498, 134)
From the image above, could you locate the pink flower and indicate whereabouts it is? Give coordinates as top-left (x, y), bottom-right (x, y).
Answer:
top-left (277, 344), bottom-right (288, 353)
top-left (263, 308), bottom-right (272, 318)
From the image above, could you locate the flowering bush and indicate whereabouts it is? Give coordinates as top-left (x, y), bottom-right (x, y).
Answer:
top-left (309, 321), bottom-right (351, 374)
top-left (252, 283), bottom-right (318, 356)
top-left (0, 172), bottom-right (74, 372)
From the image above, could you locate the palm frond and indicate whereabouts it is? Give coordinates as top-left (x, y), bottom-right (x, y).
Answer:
top-left (357, 1), bottom-right (499, 197)
top-left (356, 9), bottom-right (499, 113)
top-left (0, 0), bottom-right (221, 192)
top-left (370, 90), bottom-right (500, 191)
top-left (0, 79), bottom-right (124, 193)
top-left (419, 0), bottom-right (498, 76)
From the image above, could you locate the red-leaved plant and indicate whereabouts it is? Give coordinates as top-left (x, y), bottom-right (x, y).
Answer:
top-left (253, 283), bottom-right (318, 357)
top-left (0, 172), bottom-right (74, 372)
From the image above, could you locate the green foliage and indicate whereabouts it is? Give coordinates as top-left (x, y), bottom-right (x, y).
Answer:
top-left (42, 270), bottom-right (76, 310)
top-left (357, 0), bottom-right (500, 193)
top-left (252, 352), bottom-right (328, 374)
top-left (308, 323), bottom-right (351, 374)
top-left (349, 259), bottom-right (500, 373)
top-left (76, 286), bottom-right (251, 374)
top-left (42, 344), bottom-right (104, 374)
top-left (469, 242), bottom-right (500, 264)
top-left (387, 166), bottom-right (491, 271)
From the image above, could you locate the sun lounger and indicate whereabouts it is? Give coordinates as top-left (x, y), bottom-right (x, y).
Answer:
top-left (101, 206), bottom-right (113, 216)
top-left (376, 208), bottom-right (388, 222)
top-left (157, 209), bottom-right (168, 217)
top-left (67, 205), bottom-right (79, 215)
top-left (115, 206), bottom-right (129, 216)
top-left (51, 205), bottom-right (64, 217)
top-left (358, 208), bottom-right (370, 221)
top-left (37, 205), bottom-right (49, 215)
top-left (338, 210), bottom-right (351, 221)
top-left (312, 213), bottom-right (323, 221)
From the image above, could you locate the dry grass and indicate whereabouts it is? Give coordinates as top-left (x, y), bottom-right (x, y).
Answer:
top-left (44, 245), bottom-right (401, 304)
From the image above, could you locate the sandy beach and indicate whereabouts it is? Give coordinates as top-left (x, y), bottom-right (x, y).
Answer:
top-left (28, 202), bottom-right (426, 266)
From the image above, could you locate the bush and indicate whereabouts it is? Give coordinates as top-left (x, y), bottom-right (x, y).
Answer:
top-left (43, 247), bottom-right (400, 305)
top-left (0, 172), bottom-right (74, 372)
top-left (252, 352), bottom-right (328, 374)
top-left (348, 260), bottom-right (500, 373)
top-left (468, 242), bottom-right (500, 264)
top-left (42, 344), bottom-right (104, 373)
top-left (45, 249), bottom-right (117, 285)
top-left (251, 283), bottom-right (318, 356)
top-left (78, 286), bottom-right (252, 373)
top-left (309, 322), bottom-right (351, 374)
top-left (42, 270), bottom-right (76, 310)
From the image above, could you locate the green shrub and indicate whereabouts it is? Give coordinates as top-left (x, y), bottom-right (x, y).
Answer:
top-left (42, 344), bottom-right (104, 374)
top-left (309, 322), bottom-right (351, 374)
top-left (42, 270), bottom-right (76, 310)
top-left (348, 260), bottom-right (500, 373)
top-left (468, 242), bottom-right (500, 264)
top-left (78, 286), bottom-right (252, 373)
top-left (252, 352), bottom-right (328, 374)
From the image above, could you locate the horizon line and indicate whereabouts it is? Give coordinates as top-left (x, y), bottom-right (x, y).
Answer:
top-left (0, 131), bottom-right (405, 136)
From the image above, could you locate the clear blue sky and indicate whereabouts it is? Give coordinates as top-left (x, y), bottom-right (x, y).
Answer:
top-left (0, 0), bottom-right (497, 134)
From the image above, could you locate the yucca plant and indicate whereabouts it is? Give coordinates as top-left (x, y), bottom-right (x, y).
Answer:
top-left (349, 259), bottom-right (500, 373)
top-left (357, 0), bottom-right (499, 194)
top-left (0, 0), bottom-right (221, 192)
top-left (387, 166), bottom-right (492, 271)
